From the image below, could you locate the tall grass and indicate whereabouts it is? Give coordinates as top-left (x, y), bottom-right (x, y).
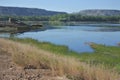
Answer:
top-left (0, 38), bottom-right (120, 80)
top-left (10, 38), bottom-right (120, 71)
top-left (10, 38), bottom-right (80, 57)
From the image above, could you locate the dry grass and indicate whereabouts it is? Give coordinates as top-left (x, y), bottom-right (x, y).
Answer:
top-left (0, 38), bottom-right (120, 80)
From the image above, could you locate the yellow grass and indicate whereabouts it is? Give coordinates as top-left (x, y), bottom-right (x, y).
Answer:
top-left (0, 38), bottom-right (120, 80)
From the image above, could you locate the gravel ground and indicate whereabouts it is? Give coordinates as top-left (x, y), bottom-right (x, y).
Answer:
top-left (0, 50), bottom-right (69, 80)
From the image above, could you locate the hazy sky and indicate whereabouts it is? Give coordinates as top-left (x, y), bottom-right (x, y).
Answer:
top-left (0, 0), bottom-right (120, 13)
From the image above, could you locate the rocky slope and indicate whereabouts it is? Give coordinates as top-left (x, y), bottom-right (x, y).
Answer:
top-left (0, 47), bottom-right (69, 80)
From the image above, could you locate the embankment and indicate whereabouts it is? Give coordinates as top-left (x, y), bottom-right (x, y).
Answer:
top-left (0, 38), bottom-right (119, 80)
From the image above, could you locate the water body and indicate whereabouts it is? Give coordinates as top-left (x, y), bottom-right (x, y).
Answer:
top-left (1, 24), bottom-right (120, 53)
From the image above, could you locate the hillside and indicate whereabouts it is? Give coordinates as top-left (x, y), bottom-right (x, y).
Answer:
top-left (79, 9), bottom-right (120, 16)
top-left (0, 38), bottom-right (119, 80)
top-left (0, 7), bottom-right (120, 17)
top-left (0, 6), bottom-right (66, 16)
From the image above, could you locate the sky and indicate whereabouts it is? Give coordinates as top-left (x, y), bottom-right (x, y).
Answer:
top-left (0, 0), bottom-right (120, 13)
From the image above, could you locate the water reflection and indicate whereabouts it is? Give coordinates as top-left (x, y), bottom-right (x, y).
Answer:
top-left (0, 25), bottom-right (120, 53)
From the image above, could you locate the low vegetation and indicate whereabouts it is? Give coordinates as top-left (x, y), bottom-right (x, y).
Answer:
top-left (0, 38), bottom-right (120, 80)
top-left (10, 38), bottom-right (120, 71)
top-left (1, 13), bottom-right (120, 23)
top-left (80, 43), bottom-right (120, 72)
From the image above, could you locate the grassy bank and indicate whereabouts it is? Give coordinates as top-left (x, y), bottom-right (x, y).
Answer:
top-left (0, 38), bottom-right (120, 80)
top-left (10, 38), bottom-right (120, 71)
top-left (80, 43), bottom-right (120, 72)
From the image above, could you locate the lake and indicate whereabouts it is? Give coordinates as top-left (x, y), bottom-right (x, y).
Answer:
top-left (1, 24), bottom-right (120, 53)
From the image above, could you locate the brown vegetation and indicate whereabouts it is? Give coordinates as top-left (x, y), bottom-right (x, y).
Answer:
top-left (0, 38), bottom-right (120, 80)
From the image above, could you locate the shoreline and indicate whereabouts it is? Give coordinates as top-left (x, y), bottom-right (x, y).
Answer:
top-left (0, 38), bottom-right (119, 80)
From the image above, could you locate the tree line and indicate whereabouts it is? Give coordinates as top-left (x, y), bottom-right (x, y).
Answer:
top-left (0, 14), bottom-right (120, 22)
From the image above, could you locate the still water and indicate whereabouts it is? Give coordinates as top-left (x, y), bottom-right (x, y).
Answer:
top-left (14, 25), bottom-right (120, 53)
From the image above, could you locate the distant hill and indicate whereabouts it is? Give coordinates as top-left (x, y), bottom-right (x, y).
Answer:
top-left (0, 6), bottom-right (66, 16)
top-left (78, 9), bottom-right (120, 16)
